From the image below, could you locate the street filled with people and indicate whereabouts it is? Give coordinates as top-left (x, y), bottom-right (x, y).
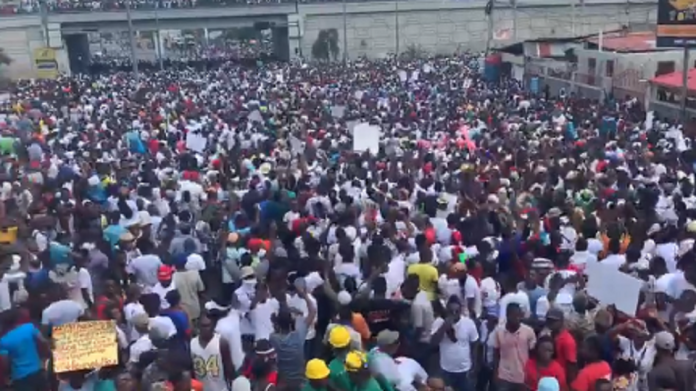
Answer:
top-left (0, 52), bottom-right (694, 391)
top-left (0, 0), bottom-right (349, 16)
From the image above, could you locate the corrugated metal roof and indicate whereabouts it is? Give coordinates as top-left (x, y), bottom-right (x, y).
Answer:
top-left (585, 31), bottom-right (658, 53)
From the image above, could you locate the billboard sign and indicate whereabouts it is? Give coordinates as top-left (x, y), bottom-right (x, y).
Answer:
top-left (657, 0), bottom-right (696, 47)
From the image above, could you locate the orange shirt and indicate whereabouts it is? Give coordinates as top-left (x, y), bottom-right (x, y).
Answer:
top-left (599, 234), bottom-right (630, 258)
top-left (351, 312), bottom-right (371, 342)
top-left (571, 361), bottom-right (611, 391)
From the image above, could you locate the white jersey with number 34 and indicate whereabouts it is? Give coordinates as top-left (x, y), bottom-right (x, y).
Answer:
top-left (191, 334), bottom-right (228, 391)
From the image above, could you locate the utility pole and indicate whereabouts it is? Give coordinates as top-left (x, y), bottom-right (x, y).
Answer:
top-left (125, 0), bottom-right (139, 81)
top-left (511, 0), bottom-right (517, 41)
top-left (155, 6), bottom-right (164, 71)
top-left (40, 0), bottom-right (49, 47)
top-left (342, 0), bottom-right (347, 63)
top-left (485, 0), bottom-right (493, 55)
top-left (571, 0), bottom-right (576, 36)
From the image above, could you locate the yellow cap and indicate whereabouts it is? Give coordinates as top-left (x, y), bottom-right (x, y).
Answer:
top-left (328, 326), bottom-right (351, 348)
top-left (344, 351), bottom-right (368, 372)
top-left (305, 359), bottom-right (330, 380)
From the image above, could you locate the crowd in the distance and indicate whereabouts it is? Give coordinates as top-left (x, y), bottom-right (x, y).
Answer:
top-left (0, 0), bottom-right (369, 16)
top-left (0, 50), bottom-right (695, 391)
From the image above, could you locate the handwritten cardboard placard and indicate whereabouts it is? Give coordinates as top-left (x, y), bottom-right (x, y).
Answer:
top-left (52, 321), bottom-right (118, 373)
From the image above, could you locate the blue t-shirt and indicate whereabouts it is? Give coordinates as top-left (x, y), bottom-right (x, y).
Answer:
top-left (103, 225), bottom-right (127, 250)
top-left (0, 323), bottom-right (42, 380)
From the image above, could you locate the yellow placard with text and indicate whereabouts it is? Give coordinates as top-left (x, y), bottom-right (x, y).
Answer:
top-left (52, 321), bottom-right (118, 373)
top-left (33, 47), bottom-right (58, 79)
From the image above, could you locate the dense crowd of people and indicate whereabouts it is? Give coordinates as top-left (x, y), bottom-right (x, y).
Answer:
top-left (0, 0), bottom-right (356, 16)
top-left (0, 51), bottom-right (694, 391)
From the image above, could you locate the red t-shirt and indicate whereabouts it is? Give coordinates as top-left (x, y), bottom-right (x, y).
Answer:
top-left (571, 361), bottom-right (611, 391)
top-left (524, 358), bottom-right (567, 391)
top-left (554, 329), bottom-right (578, 371)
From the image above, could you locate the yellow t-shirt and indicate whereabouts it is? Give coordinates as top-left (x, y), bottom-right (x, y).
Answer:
top-left (407, 263), bottom-right (439, 300)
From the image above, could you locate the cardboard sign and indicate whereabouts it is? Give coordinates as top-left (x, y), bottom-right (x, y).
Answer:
top-left (587, 262), bottom-right (643, 317)
top-left (352, 123), bottom-right (380, 154)
top-left (52, 321), bottom-right (118, 373)
top-left (186, 131), bottom-right (207, 153)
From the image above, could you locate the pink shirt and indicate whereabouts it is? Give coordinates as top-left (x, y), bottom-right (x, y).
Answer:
top-left (493, 324), bottom-right (537, 384)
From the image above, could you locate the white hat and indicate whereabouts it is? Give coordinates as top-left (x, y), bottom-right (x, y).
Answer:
top-left (337, 291), bottom-right (352, 305)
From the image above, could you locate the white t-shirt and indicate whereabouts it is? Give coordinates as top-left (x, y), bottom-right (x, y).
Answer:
top-left (185, 253), bottom-right (206, 271)
top-left (41, 299), bottom-right (84, 327)
top-left (150, 316), bottom-right (177, 338)
top-left (287, 293), bottom-right (317, 340)
top-left (129, 335), bottom-right (153, 363)
top-left (535, 292), bottom-right (574, 320)
top-left (480, 277), bottom-right (501, 311)
top-left (431, 316), bottom-right (479, 373)
top-left (126, 254), bottom-right (162, 288)
top-left (395, 357), bottom-right (428, 391)
top-left (655, 242), bottom-right (679, 272)
top-left (78, 268), bottom-right (94, 307)
top-left (618, 336), bottom-right (656, 391)
top-left (498, 291), bottom-right (531, 323)
top-left (215, 310), bottom-right (246, 370)
top-left (151, 282), bottom-right (177, 310)
top-left (411, 291), bottom-right (435, 343)
top-left (251, 299), bottom-right (280, 341)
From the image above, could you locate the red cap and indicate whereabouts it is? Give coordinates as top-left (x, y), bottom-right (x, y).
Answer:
top-left (158, 265), bottom-right (174, 281)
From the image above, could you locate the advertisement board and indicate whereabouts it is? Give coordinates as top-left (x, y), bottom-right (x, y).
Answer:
top-left (657, 0), bottom-right (696, 47)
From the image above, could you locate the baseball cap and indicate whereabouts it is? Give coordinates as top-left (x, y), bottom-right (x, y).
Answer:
top-left (328, 326), bottom-right (351, 348)
top-left (376, 330), bottom-right (400, 347)
top-left (305, 359), bottom-right (331, 380)
top-left (157, 265), bottom-right (174, 281)
top-left (240, 266), bottom-right (255, 279)
top-left (654, 331), bottom-right (675, 351)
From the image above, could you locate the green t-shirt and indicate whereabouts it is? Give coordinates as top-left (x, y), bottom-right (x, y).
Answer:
top-left (329, 356), bottom-right (351, 391)
top-left (349, 377), bottom-right (384, 391)
top-left (301, 384), bottom-right (327, 391)
top-left (0, 137), bottom-right (15, 155)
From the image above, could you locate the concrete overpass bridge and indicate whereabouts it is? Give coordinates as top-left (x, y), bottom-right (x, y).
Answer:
top-left (0, 0), bottom-right (659, 78)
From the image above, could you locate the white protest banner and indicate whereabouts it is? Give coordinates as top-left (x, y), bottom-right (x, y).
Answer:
top-left (186, 131), bottom-right (207, 153)
top-left (352, 123), bottom-right (380, 154)
top-left (586, 262), bottom-right (643, 316)
top-left (354, 91), bottom-right (364, 100)
top-left (289, 136), bottom-right (305, 156)
top-left (249, 110), bottom-right (263, 123)
top-left (410, 71), bottom-right (419, 82)
top-left (423, 64), bottom-right (432, 74)
top-left (397, 70), bottom-right (407, 82)
top-left (331, 106), bottom-right (346, 118)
